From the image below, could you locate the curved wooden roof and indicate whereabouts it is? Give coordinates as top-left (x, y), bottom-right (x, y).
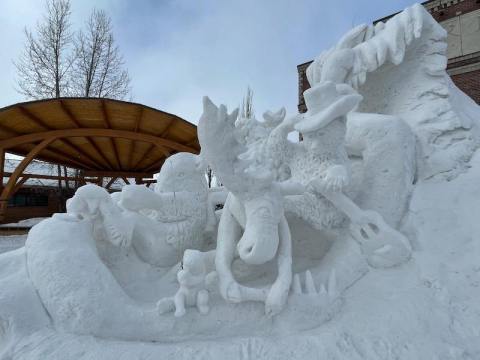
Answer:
top-left (0, 98), bottom-right (200, 175)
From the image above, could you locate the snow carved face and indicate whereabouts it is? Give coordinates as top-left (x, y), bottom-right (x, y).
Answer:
top-left (155, 153), bottom-right (206, 194)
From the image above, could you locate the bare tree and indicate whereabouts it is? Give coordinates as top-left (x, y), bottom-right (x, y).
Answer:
top-left (206, 165), bottom-right (213, 188)
top-left (72, 9), bottom-right (130, 99)
top-left (15, 0), bottom-right (74, 99)
top-left (240, 86), bottom-right (254, 119)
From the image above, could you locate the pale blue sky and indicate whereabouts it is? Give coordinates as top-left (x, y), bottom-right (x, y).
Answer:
top-left (0, 0), bottom-right (420, 124)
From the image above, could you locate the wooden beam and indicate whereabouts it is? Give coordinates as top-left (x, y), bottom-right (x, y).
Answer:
top-left (105, 177), bottom-right (118, 190)
top-left (3, 172), bottom-right (84, 182)
top-left (87, 137), bottom-right (115, 170)
top-left (121, 177), bottom-right (130, 185)
top-left (8, 145), bottom-right (87, 172)
top-left (12, 176), bottom-right (29, 196)
top-left (17, 106), bottom-right (50, 129)
top-left (101, 100), bottom-right (112, 128)
top-left (132, 143), bottom-right (155, 170)
top-left (110, 138), bottom-right (122, 170)
top-left (59, 100), bottom-right (114, 170)
top-left (58, 100), bottom-right (81, 127)
top-left (160, 117), bottom-right (175, 137)
top-left (134, 106), bottom-right (144, 132)
top-left (83, 170), bottom-right (154, 178)
top-left (0, 149), bottom-right (4, 193)
top-left (136, 179), bottom-right (156, 186)
top-left (185, 136), bottom-right (199, 147)
top-left (144, 158), bottom-right (166, 173)
top-left (100, 100), bottom-right (122, 169)
top-left (0, 123), bottom-right (19, 136)
top-left (54, 139), bottom-right (105, 170)
top-left (0, 128), bottom-right (194, 153)
top-left (127, 140), bottom-right (135, 170)
top-left (57, 164), bottom-right (62, 189)
top-left (0, 137), bottom-right (55, 202)
top-left (0, 116), bottom-right (88, 173)
top-left (33, 146), bottom-right (96, 171)
top-left (20, 104), bottom-right (105, 170)
top-left (127, 107), bottom-right (144, 171)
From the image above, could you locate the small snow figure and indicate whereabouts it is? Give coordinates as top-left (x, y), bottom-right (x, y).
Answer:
top-left (158, 249), bottom-right (217, 317)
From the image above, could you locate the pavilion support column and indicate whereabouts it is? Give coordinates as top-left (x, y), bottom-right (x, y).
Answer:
top-left (0, 200), bottom-right (7, 223)
top-left (0, 148), bottom-right (4, 194)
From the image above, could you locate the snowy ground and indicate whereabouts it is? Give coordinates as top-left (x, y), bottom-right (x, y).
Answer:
top-left (0, 218), bottom-right (43, 254)
top-left (0, 217), bottom-right (46, 228)
top-left (3, 150), bottom-right (480, 359)
top-left (0, 235), bottom-right (26, 254)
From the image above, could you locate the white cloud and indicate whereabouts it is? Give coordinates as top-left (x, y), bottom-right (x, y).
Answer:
top-left (0, 0), bottom-right (419, 124)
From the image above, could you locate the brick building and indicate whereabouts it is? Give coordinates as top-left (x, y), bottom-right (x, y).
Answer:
top-left (297, 0), bottom-right (480, 113)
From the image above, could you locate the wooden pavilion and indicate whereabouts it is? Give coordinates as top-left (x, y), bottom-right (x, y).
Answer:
top-left (0, 98), bottom-right (200, 223)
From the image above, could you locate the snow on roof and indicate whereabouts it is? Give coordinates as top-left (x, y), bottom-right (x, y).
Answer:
top-left (3, 159), bottom-right (136, 190)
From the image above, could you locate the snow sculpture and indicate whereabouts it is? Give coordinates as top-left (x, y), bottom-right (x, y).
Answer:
top-left (198, 98), bottom-right (295, 315)
top-left (66, 184), bottom-right (135, 248)
top-left (197, 80), bottom-right (411, 316)
top-left (157, 249), bottom-right (217, 317)
top-left (25, 195), bottom-right (167, 341)
top-left (2, 4), bottom-right (480, 358)
top-left (307, 3), bottom-right (479, 181)
top-left (114, 152), bottom-right (216, 267)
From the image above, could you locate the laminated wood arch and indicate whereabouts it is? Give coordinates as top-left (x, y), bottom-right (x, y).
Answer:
top-left (0, 98), bottom-right (200, 221)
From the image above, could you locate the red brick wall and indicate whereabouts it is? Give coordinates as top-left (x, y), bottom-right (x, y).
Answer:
top-left (297, 62), bottom-right (312, 113)
top-left (297, 0), bottom-right (480, 111)
top-left (375, 0), bottom-right (480, 24)
top-left (427, 0), bottom-right (480, 22)
top-left (451, 69), bottom-right (480, 103)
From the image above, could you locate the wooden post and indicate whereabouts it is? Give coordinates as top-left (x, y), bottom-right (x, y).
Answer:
top-left (0, 149), bottom-right (6, 222)
top-left (0, 149), bottom-right (4, 194)
top-left (57, 164), bottom-right (63, 212)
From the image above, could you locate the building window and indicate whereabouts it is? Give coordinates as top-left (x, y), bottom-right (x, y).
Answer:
top-left (8, 193), bottom-right (49, 207)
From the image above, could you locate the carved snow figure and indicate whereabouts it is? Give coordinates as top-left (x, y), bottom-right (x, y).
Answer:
top-left (275, 70), bottom-right (413, 268)
top-left (157, 249), bottom-right (216, 317)
top-left (24, 185), bottom-right (170, 341)
top-left (198, 97), bottom-right (295, 316)
top-left (66, 184), bottom-right (135, 248)
top-left (306, 3), bottom-right (480, 181)
top-left (114, 152), bottom-right (214, 267)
